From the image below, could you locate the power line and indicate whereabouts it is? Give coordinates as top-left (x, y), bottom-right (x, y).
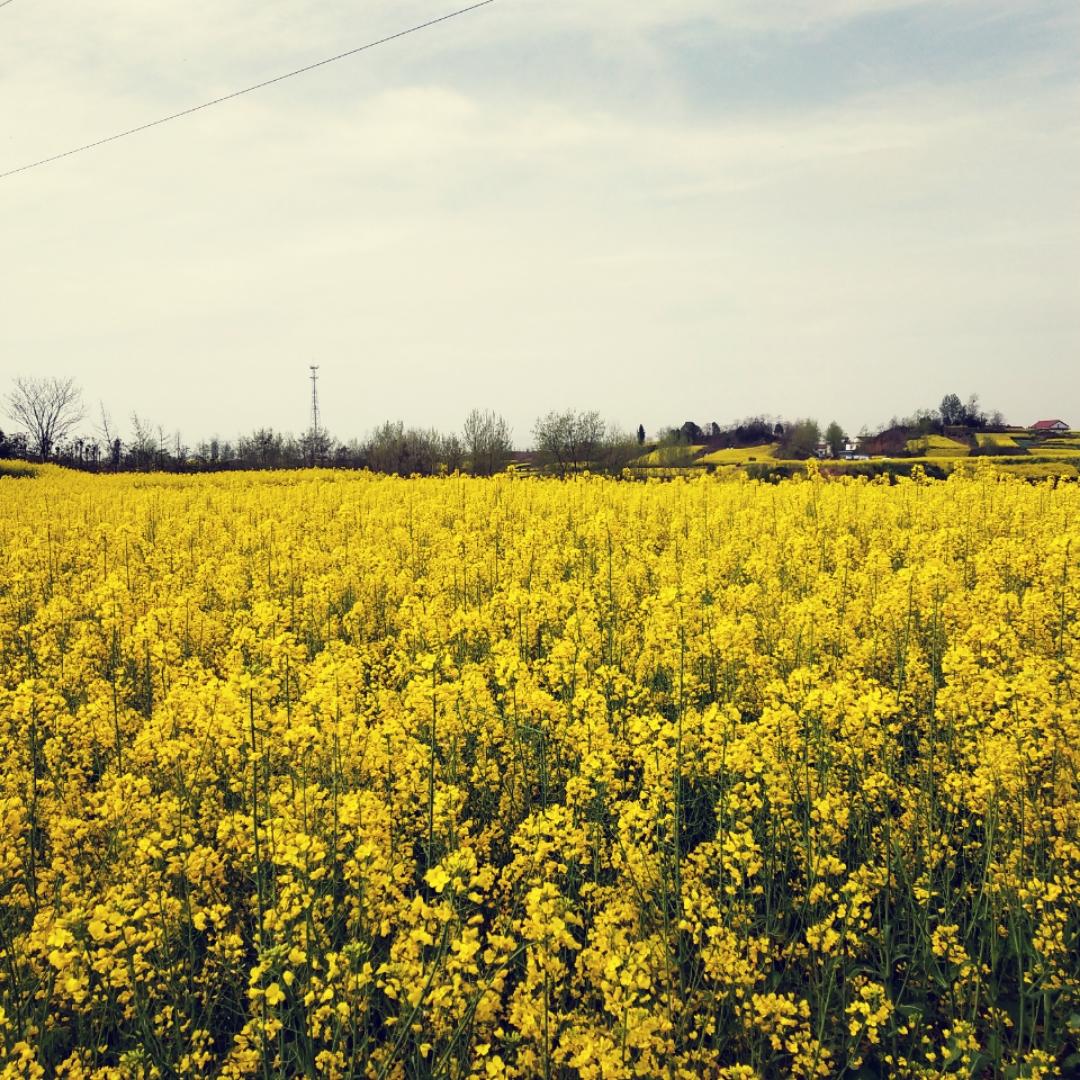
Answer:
top-left (0, 0), bottom-right (496, 182)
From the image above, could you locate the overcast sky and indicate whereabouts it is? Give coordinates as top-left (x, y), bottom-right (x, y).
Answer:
top-left (2, 0), bottom-right (1078, 446)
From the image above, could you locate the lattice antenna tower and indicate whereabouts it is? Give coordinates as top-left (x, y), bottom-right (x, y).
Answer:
top-left (309, 365), bottom-right (320, 465)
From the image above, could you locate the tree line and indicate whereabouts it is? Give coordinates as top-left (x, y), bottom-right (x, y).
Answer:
top-left (658, 391), bottom-right (1009, 461)
top-left (2, 375), bottom-right (1011, 475)
top-left (0, 377), bottom-right (646, 476)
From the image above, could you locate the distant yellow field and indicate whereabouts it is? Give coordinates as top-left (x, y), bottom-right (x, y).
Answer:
top-left (697, 443), bottom-right (779, 465)
top-left (1031, 447), bottom-right (1080, 458)
top-left (631, 443), bottom-right (706, 467)
top-left (975, 432), bottom-right (1019, 449)
top-left (997, 460), bottom-right (1079, 479)
top-left (626, 466), bottom-right (702, 479)
top-left (905, 435), bottom-right (970, 457)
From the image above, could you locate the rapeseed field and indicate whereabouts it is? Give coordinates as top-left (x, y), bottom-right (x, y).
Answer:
top-left (904, 438), bottom-right (970, 459)
top-left (0, 466), bottom-right (1077, 1078)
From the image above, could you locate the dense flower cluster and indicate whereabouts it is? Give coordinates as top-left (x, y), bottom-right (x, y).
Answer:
top-left (0, 465), bottom-right (1077, 1077)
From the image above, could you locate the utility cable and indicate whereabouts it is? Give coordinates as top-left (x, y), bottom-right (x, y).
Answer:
top-left (0, 0), bottom-right (495, 181)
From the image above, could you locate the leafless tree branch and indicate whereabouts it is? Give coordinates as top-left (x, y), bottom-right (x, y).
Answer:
top-left (4, 376), bottom-right (84, 461)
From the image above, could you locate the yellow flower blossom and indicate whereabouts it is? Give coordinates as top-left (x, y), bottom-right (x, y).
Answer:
top-left (0, 466), bottom-right (1076, 1076)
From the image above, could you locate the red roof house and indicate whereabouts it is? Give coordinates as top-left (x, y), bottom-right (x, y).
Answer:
top-left (1031, 419), bottom-right (1070, 432)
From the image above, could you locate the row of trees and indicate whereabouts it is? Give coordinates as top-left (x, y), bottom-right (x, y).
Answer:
top-left (670, 391), bottom-right (1008, 460)
top-left (887, 392), bottom-right (1005, 435)
top-left (531, 410), bottom-right (643, 476)
top-left (2, 377), bottom-right (642, 476)
top-left (658, 416), bottom-right (850, 461)
top-left (2, 376), bottom-right (1012, 474)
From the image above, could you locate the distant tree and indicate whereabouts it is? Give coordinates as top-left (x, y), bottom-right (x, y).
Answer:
top-left (155, 424), bottom-right (171, 470)
top-left (940, 393), bottom-right (965, 426)
top-left (239, 428), bottom-right (285, 469)
top-left (279, 434), bottom-right (304, 468)
top-left (1, 430), bottom-right (30, 460)
top-left (78, 437), bottom-right (100, 466)
top-left (593, 428), bottom-right (641, 474)
top-left (338, 438), bottom-right (366, 468)
top-left (729, 416), bottom-right (772, 446)
top-left (532, 410), bottom-right (605, 477)
top-left (129, 414), bottom-right (157, 470)
top-left (442, 433), bottom-right (465, 474)
top-left (910, 408), bottom-right (940, 435)
top-left (300, 427), bottom-right (333, 467)
top-left (362, 422), bottom-right (446, 476)
top-left (779, 418), bottom-right (821, 460)
top-left (5, 376), bottom-right (84, 461)
top-left (402, 428), bottom-right (444, 476)
top-left (678, 420), bottom-right (703, 444)
top-left (532, 411), bottom-right (573, 475)
top-left (463, 409), bottom-right (513, 476)
top-left (773, 421), bottom-right (785, 440)
top-left (963, 393), bottom-right (986, 429)
top-left (96, 403), bottom-right (118, 464)
top-left (824, 420), bottom-right (846, 458)
top-left (364, 421), bottom-right (406, 474)
top-left (636, 424), bottom-right (646, 446)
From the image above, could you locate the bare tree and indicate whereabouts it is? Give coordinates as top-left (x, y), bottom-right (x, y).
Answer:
top-left (462, 409), bottom-right (513, 476)
top-left (593, 426), bottom-right (641, 474)
top-left (362, 421), bottom-right (447, 476)
top-left (5, 376), bottom-right (84, 461)
top-left (300, 426), bottom-right (334, 468)
top-left (442, 432), bottom-right (465, 473)
top-left (532, 409), bottom-right (605, 476)
top-left (129, 413), bottom-right (157, 470)
top-left (173, 430), bottom-right (188, 468)
top-left (95, 403), bottom-right (121, 469)
top-left (96, 401), bottom-right (115, 446)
